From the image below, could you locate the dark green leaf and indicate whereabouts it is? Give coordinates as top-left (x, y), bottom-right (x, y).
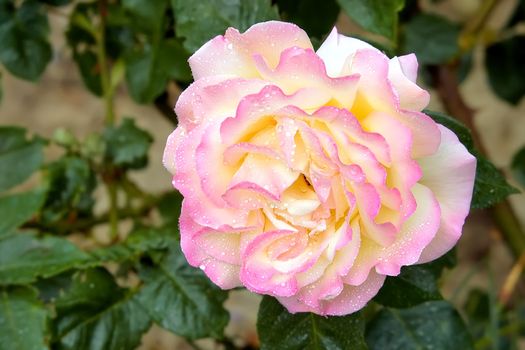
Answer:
top-left (0, 232), bottom-right (90, 285)
top-left (54, 268), bottom-right (151, 350)
top-left (0, 286), bottom-right (48, 350)
top-left (511, 146), bottom-right (525, 188)
top-left (472, 155), bottom-right (520, 209)
top-left (373, 265), bottom-right (442, 308)
top-left (276, 0), bottom-right (340, 38)
top-left (0, 0), bottom-right (52, 80)
top-left (486, 36), bottom-right (525, 104)
top-left (157, 191), bottom-right (183, 226)
top-left (425, 110), bottom-right (519, 209)
top-left (366, 301), bottom-right (473, 350)
top-left (33, 270), bottom-right (75, 304)
top-left (0, 190), bottom-right (45, 236)
top-left (403, 14), bottom-right (460, 65)
top-left (41, 156), bottom-right (97, 225)
top-left (122, 0), bottom-right (167, 32)
top-left (257, 296), bottom-right (367, 350)
top-left (0, 127), bottom-right (45, 192)
top-left (89, 226), bottom-right (175, 263)
top-left (374, 249), bottom-right (456, 308)
top-left (136, 243), bottom-right (229, 339)
top-left (172, 0), bottom-right (279, 53)
top-left (125, 39), bottom-right (192, 103)
top-left (103, 118), bottom-right (153, 169)
top-left (337, 0), bottom-right (404, 41)
top-left (38, 0), bottom-right (71, 6)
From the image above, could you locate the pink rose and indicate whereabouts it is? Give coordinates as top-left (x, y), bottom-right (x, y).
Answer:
top-left (163, 21), bottom-right (476, 315)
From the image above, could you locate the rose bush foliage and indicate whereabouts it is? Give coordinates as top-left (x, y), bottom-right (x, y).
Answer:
top-left (163, 21), bottom-right (477, 315)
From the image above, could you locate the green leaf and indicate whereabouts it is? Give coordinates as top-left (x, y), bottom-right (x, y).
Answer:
top-left (425, 110), bottom-right (519, 209)
top-left (366, 301), bottom-right (473, 350)
top-left (54, 268), bottom-right (151, 350)
top-left (0, 232), bottom-right (90, 285)
top-left (373, 250), bottom-right (455, 308)
top-left (122, 0), bottom-right (167, 33)
top-left (157, 191), bottom-right (183, 227)
top-left (276, 0), bottom-right (340, 38)
top-left (172, 0), bottom-right (279, 53)
top-left (0, 190), bottom-right (45, 236)
top-left (38, 0), bottom-right (71, 6)
top-left (257, 296), bottom-right (367, 350)
top-left (67, 3), bottom-right (134, 96)
top-left (511, 146), bottom-right (525, 188)
top-left (373, 266), bottom-right (442, 308)
top-left (0, 286), bottom-right (49, 350)
top-left (403, 14), bottom-right (460, 65)
top-left (125, 39), bottom-right (192, 103)
top-left (0, 0), bottom-right (52, 80)
top-left (41, 156), bottom-right (97, 225)
top-left (136, 243), bottom-right (229, 339)
top-left (90, 226), bottom-right (175, 263)
top-left (0, 127), bottom-right (45, 192)
top-left (486, 36), bottom-right (525, 105)
top-left (103, 118), bottom-right (153, 169)
top-left (337, 0), bottom-right (404, 41)
top-left (472, 155), bottom-right (520, 209)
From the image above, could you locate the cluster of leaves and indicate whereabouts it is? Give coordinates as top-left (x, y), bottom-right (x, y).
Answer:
top-left (0, 0), bottom-right (524, 350)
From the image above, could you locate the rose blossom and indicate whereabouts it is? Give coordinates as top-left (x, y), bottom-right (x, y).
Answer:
top-left (163, 21), bottom-right (476, 315)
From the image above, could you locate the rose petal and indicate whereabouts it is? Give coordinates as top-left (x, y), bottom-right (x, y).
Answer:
top-left (417, 125), bottom-right (476, 262)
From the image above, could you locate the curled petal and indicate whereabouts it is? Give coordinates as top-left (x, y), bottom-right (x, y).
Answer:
top-left (389, 55), bottom-right (430, 111)
top-left (189, 21), bottom-right (312, 80)
top-left (316, 27), bottom-right (376, 78)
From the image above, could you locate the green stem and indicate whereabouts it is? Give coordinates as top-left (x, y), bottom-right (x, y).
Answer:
top-left (95, 0), bottom-right (119, 240)
top-left (96, 0), bottom-right (114, 126)
top-left (107, 181), bottom-right (119, 242)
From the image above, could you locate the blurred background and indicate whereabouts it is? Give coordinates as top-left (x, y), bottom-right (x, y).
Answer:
top-left (1, 0), bottom-right (524, 349)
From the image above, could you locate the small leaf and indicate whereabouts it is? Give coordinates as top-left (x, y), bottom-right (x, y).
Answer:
top-left (0, 0), bottom-right (52, 80)
top-left (41, 156), bottom-right (97, 225)
top-left (103, 118), bottom-right (153, 169)
top-left (511, 146), bottom-right (525, 188)
top-left (0, 127), bottom-right (45, 192)
top-left (337, 0), bottom-right (404, 41)
top-left (276, 0), bottom-right (340, 38)
top-left (403, 14), bottom-right (460, 65)
top-left (485, 36), bottom-right (525, 104)
top-left (257, 296), bottom-right (367, 350)
top-left (172, 0), bottom-right (279, 53)
top-left (425, 110), bottom-right (519, 209)
top-left (136, 243), bottom-right (229, 339)
top-left (366, 301), bottom-right (474, 350)
top-left (54, 268), bottom-right (151, 350)
top-left (0, 190), bottom-right (45, 236)
top-left (0, 232), bottom-right (90, 285)
top-left (0, 286), bottom-right (49, 350)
